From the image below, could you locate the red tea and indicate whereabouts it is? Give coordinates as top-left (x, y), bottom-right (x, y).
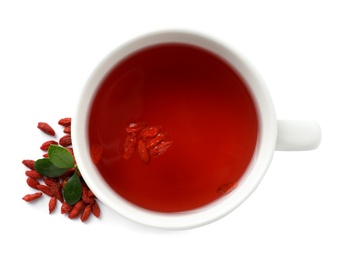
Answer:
top-left (88, 43), bottom-right (258, 212)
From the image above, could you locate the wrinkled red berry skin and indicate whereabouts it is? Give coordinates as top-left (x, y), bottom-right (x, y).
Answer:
top-left (37, 122), bottom-right (55, 136)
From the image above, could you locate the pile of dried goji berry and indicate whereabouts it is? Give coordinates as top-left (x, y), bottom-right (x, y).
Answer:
top-left (22, 118), bottom-right (100, 222)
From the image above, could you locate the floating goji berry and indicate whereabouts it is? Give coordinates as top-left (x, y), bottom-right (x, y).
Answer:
top-left (137, 139), bottom-right (150, 164)
top-left (59, 134), bottom-right (72, 147)
top-left (139, 126), bottom-right (161, 139)
top-left (145, 131), bottom-right (167, 149)
top-left (22, 192), bottom-right (42, 202)
top-left (26, 177), bottom-right (40, 189)
top-left (40, 140), bottom-right (59, 151)
top-left (22, 159), bottom-right (35, 170)
top-left (58, 117), bottom-right (71, 127)
top-left (149, 140), bottom-right (173, 158)
top-left (126, 122), bottom-right (147, 135)
top-left (216, 182), bottom-right (238, 195)
top-left (37, 122), bottom-right (55, 136)
top-left (49, 196), bottom-right (57, 214)
top-left (81, 204), bottom-right (92, 222)
top-left (122, 134), bottom-right (137, 160)
top-left (123, 122), bottom-right (173, 164)
top-left (90, 144), bottom-right (103, 164)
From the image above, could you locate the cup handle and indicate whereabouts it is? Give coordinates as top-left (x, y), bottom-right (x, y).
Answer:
top-left (275, 120), bottom-right (321, 151)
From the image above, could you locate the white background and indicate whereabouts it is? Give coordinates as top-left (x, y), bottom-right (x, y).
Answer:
top-left (1, 0), bottom-right (344, 259)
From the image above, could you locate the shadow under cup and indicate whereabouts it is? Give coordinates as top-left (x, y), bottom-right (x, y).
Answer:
top-left (73, 31), bottom-right (277, 229)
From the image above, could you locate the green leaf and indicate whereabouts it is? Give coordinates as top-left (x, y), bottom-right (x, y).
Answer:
top-left (63, 171), bottom-right (82, 205)
top-left (34, 158), bottom-right (70, 178)
top-left (48, 145), bottom-right (74, 169)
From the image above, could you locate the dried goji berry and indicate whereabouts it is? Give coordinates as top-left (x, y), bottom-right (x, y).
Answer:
top-left (87, 189), bottom-right (95, 198)
top-left (122, 134), bottom-right (137, 160)
top-left (25, 170), bottom-right (42, 179)
top-left (24, 116), bottom-right (101, 222)
top-left (22, 159), bottom-right (35, 170)
top-left (80, 204), bottom-right (92, 222)
top-left (26, 177), bottom-right (40, 189)
top-left (63, 125), bottom-right (71, 134)
top-left (82, 195), bottom-right (95, 205)
top-left (49, 196), bottom-right (57, 214)
top-left (137, 139), bottom-right (150, 164)
top-left (40, 140), bottom-right (58, 151)
top-left (58, 117), bottom-right (71, 127)
top-left (55, 190), bottom-right (64, 203)
top-left (82, 185), bottom-right (95, 204)
top-left (22, 192), bottom-right (43, 202)
top-left (59, 134), bottom-right (72, 147)
top-left (68, 200), bottom-right (84, 219)
top-left (61, 201), bottom-right (73, 214)
top-left (148, 140), bottom-right (173, 158)
top-left (37, 122), bottom-right (55, 136)
top-left (50, 181), bottom-right (63, 203)
top-left (37, 184), bottom-right (54, 197)
top-left (91, 200), bottom-right (100, 218)
top-left (43, 177), bottom-right (56, 187)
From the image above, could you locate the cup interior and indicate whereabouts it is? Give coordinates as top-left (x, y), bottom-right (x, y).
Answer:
top-left (72, 30), bottom-right (277, 229)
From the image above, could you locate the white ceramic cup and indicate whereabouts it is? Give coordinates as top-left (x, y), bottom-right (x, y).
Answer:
top-left (72, 30), bottom-right (321, 230)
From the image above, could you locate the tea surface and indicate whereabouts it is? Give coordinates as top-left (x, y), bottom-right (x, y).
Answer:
top-left (88, 43), bottom-right (258, 212)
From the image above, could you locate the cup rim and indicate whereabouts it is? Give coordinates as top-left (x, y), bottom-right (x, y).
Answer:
top-left (72, 29), bottom-right (277, 230)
